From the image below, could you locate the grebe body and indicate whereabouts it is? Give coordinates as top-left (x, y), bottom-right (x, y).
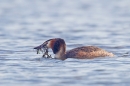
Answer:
top-left (34, 38), bottom-right (114, 60)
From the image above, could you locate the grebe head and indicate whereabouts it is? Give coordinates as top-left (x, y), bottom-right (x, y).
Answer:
top-left (47, 38), bottom-right (66, 60)
top-left (34, 38), bottom-right (66, 60)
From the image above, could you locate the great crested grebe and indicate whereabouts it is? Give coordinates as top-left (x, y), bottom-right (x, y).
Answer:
top-left (34, 38), bottom-right (114, 60)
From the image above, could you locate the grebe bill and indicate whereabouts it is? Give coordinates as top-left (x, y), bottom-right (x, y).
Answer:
top-left (34, 38), bottom-right (114, 60)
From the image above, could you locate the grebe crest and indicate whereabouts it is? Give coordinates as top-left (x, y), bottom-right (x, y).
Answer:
top-left (34, 38), bottom-right (114, 60)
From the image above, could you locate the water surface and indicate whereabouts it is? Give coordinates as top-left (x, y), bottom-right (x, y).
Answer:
top-left (0, 0), bottom-right (130, 86)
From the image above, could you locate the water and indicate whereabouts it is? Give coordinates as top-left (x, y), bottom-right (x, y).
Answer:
top-left (0, 0), bottom-right (130, 86)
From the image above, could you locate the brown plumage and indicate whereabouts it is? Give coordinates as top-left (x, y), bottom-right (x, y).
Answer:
top-left (34, 38), bottom-right (114, 60)
top-left (65, 46), bottom-right (114, 59)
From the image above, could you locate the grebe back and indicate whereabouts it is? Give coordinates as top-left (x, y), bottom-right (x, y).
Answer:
top-left (34, 38), bottom-right (114, 60)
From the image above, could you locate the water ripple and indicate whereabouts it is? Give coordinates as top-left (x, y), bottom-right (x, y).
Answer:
top-left (0, 0), bottom-right (130, 86)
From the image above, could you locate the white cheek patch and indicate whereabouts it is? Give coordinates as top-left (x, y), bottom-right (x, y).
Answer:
top-left (47, 41), bottom-right (51, 48)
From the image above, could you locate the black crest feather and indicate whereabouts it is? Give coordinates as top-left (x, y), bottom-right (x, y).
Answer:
top-left (52, 38), bottom-right (65, 54)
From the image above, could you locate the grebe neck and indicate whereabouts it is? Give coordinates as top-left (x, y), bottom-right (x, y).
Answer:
top-left (55, 46), bottom-right (66, 60)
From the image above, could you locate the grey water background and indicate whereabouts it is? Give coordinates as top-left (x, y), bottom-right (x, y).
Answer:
top-left (0, 0), bottom-right (130, 86)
